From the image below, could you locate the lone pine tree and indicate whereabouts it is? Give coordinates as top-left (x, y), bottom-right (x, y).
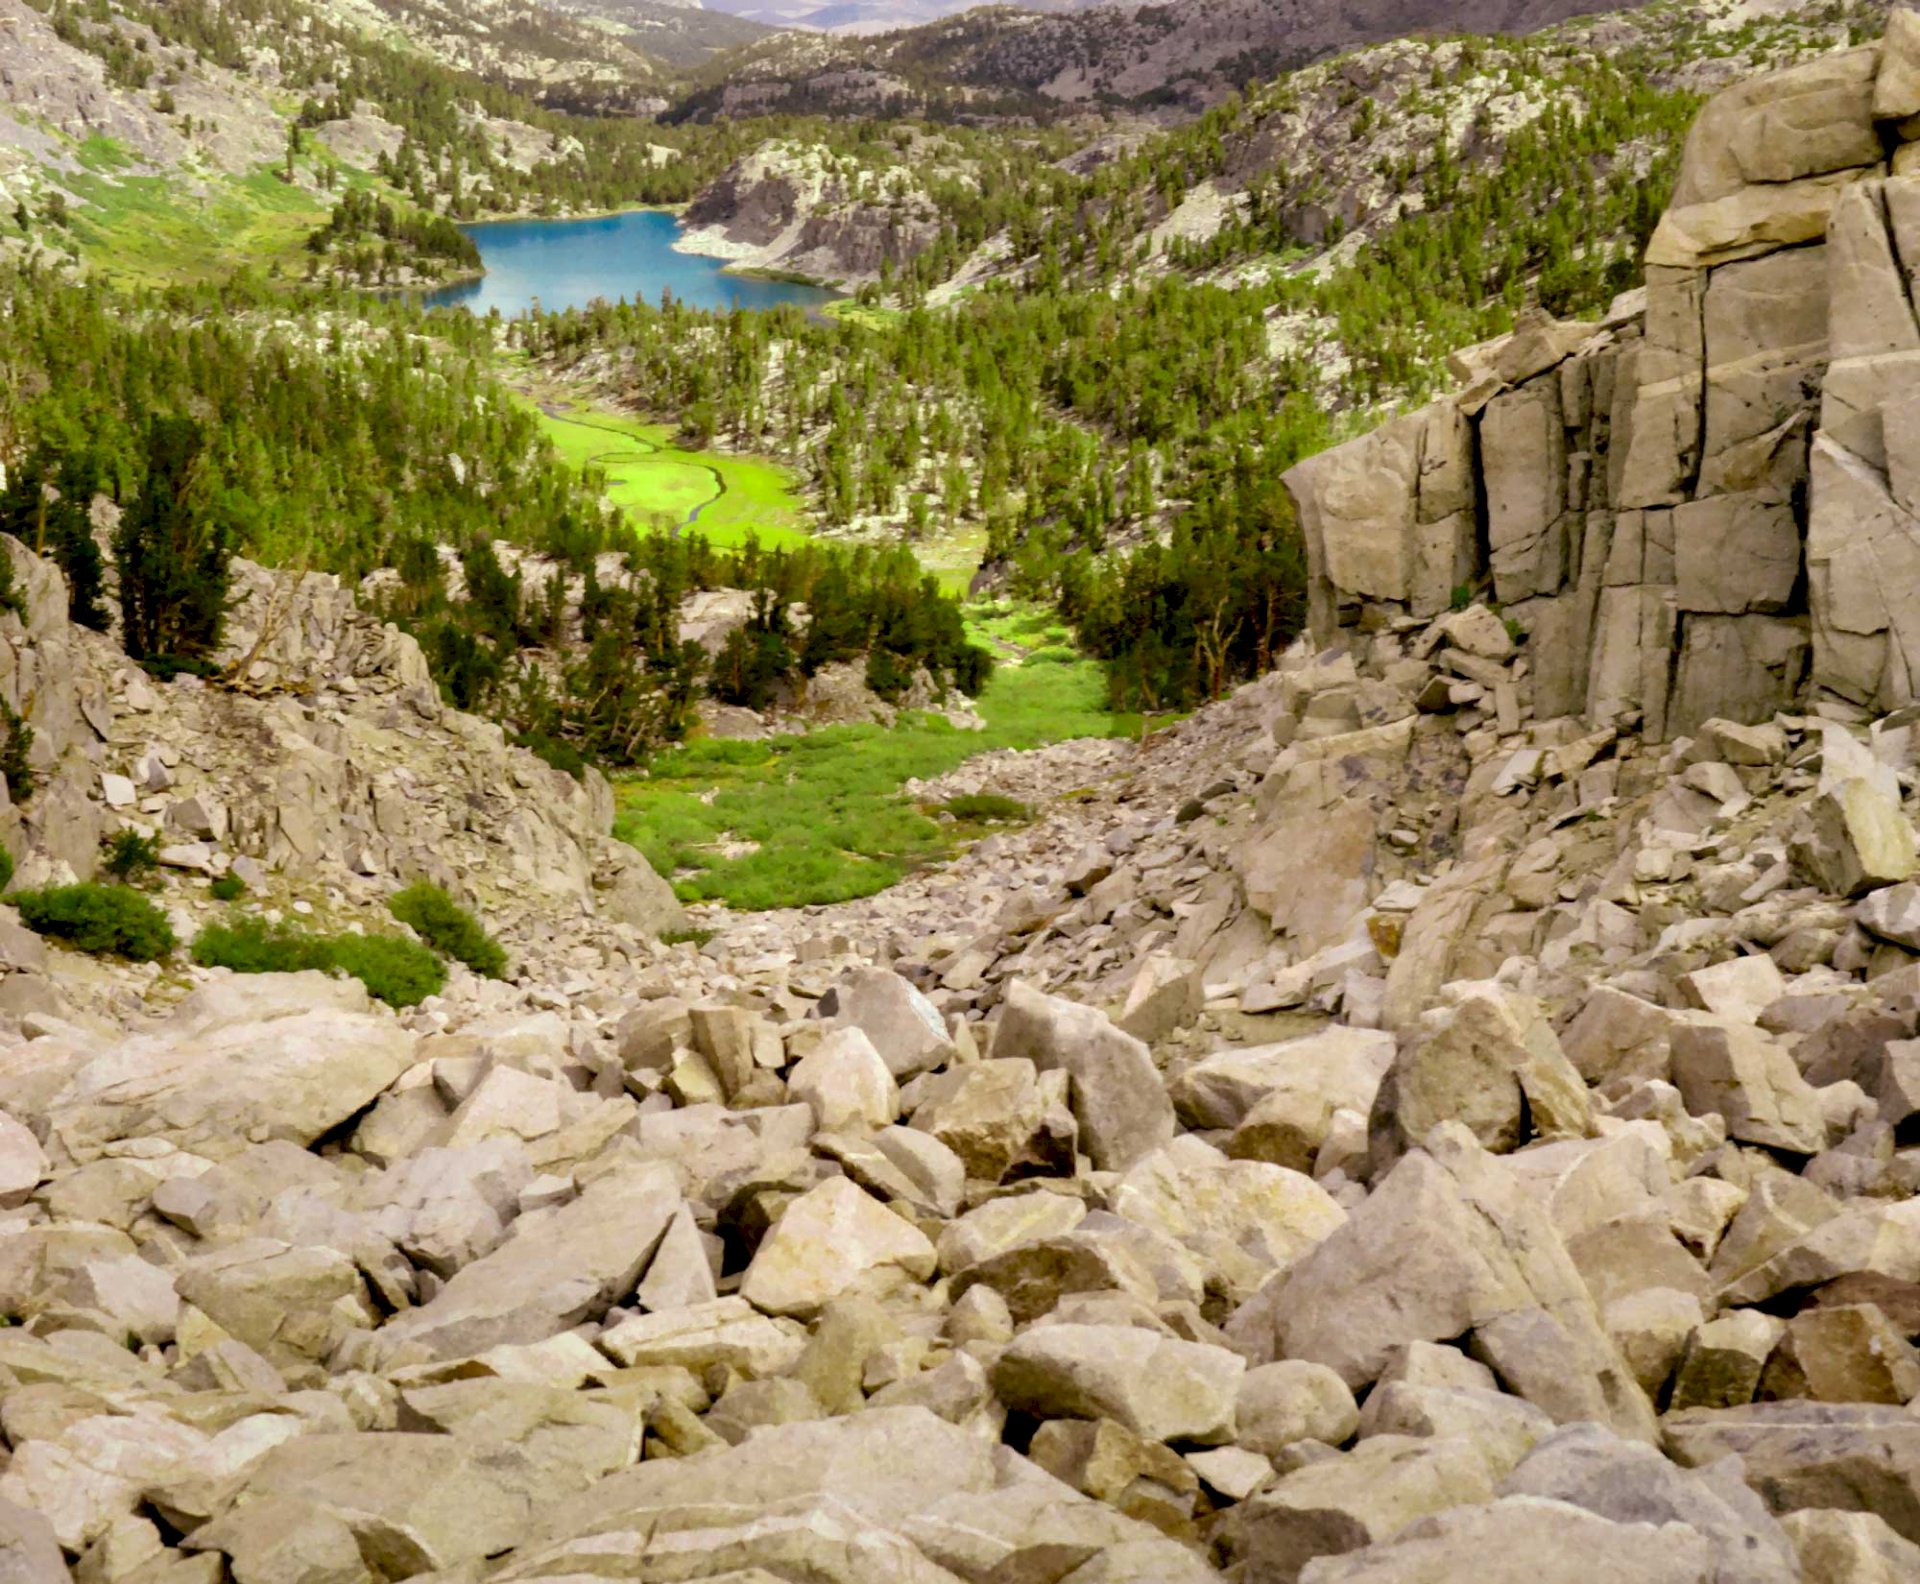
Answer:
top-left (114, 416), bottom-right (234, 672)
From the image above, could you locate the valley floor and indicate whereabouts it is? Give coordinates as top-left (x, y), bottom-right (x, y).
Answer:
top-left (615, 605), bottom-right (1141, 912)
top-left (505, 373), bottom-right (1144, 914)
top-left (525, 393), bottom-right (815, 551)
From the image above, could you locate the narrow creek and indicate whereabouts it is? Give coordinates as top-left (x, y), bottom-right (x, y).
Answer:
top-left (537, 405), bottom-right (729, 535)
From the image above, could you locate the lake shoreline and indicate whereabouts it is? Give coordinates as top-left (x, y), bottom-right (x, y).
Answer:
top-left (669, 224), bottom-right (839, 293)
top-left (429, 210), bottom-right (841, 318)
top-left (463, 201), bottom-right (689, 228)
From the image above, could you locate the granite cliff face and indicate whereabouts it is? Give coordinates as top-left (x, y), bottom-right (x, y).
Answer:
top-left (677, 139), bottom-right (944, 287)
top-left (1285, 14), bottom-right (1920, 742)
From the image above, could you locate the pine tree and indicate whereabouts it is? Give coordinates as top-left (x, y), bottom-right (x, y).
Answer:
top-left (113, 417), bottom-right (233, 671)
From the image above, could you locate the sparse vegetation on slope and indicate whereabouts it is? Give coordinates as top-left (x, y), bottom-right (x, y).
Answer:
top-left (192, 916), bottom-right (450, 1006)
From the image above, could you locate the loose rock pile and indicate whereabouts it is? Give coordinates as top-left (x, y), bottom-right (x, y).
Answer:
top-left (13, 557), bottom-right (1920, 1582)
top-left (20, 18), bottom-right (1920, 1584)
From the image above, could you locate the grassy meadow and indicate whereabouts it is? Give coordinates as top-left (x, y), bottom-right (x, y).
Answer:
top-left (613, 611), bottom-right (1136, 911)
top-left (529, 399), bottom-right (813, 551)
top-left (64, 142), bottom-right (327, 287)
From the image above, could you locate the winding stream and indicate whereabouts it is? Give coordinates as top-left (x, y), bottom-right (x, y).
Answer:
top-left (539, 404), bottom-right (728, 533)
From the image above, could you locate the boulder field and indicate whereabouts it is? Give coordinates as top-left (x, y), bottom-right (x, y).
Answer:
top-left (21, 18), bottom-right (1920, 1584)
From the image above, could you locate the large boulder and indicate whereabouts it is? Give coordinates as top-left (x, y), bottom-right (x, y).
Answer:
top-left (1369, 982), bottom-right (1591, 1175)
top-left (368, 1162), bottom-right (682, 1364)
top-left (1109, 1138), bottom-right (1345, 1307)
top-left (1240, 1124), bottom-right (1657, 1442)
top-left (738, 1177), bottom-right (936, 1317)
top-left (198, 1434), bottom-right (531, 1579)
top-left (817, 967), bottom-right (955, 1080)
top-left (482, 1407), bottom-right (1216, 1584)
top-left (1793, 776), bottom-right (1918, 897)
top-left (991, 981), bottom-right (1174, 1171)
top-left (1669, 1018), bottom-right (1827, 1154)
top-left (41, 1004), bottom-right (413, 1165)
top-left (1501, 1423), bottom-right (1799, 1584)
top-left (1663, 1401), bottom-right (1920, 1543)
top-left (1291, 1495), bottom-right (1718, 1583)
top-left (991, 1325), bottom-right (1243, 1444)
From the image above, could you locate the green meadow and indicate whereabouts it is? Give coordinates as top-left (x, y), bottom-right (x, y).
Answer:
top-left (62, 139), bottom-right (334, 287)
top-left (529, 399), bottom-right (813, 552)
top-left (612, 615), bottom-right (1137, 911)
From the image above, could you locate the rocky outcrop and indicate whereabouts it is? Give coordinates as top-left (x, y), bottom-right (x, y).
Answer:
top-left (1284, 20), bottom-right (1920, 740)
top-left (678, 140), bottom-right (944, 288)
top-left (0, 539), bottom-right (681, 936)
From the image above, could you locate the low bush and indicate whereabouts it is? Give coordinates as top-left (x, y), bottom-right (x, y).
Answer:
top-left (0, 701), bottom-right (33, 803)
top-left (0, 845), bottom-right (13, 895)
top-left (941, 792), bottom-right (1029, 823)
top-left (327, 932), bottom-right (448, 1008)
top-left (191, 916), bottom-right (446, 1008)
top-left (191, 916), bottom-right (332, 976)
top-left (387, 882), bottom-right (507, 979)
top-left (101, 830), bottom-right (162, 885)
top-left (208, 872), bottom-right (246, 902)
top-left (16, 884), bottom-right (175, 960)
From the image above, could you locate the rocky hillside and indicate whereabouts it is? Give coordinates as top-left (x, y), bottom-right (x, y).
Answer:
top-left (0, 535), bottom-right (682, 966)
top-left (21, 16), bottom-right (1920, 1584)
top-left (1285, 8), bottom-right (1920, 739)
top-left (0, 0), bottom-right (710, 284)
top-left (672, 0), bottom-right (1657, 120)
top-left (307, 0), bottom-right (669, 104)
top-left (676, 136), bottom-right (946, 283)
top-left (542, 0), bottom-right (776, 69)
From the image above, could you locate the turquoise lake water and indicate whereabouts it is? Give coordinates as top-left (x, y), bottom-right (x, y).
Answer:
top-left (425, 210), bottom-right (838, 317)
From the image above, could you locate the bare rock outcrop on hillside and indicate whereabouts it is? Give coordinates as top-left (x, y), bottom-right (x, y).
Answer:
top-left (0, 540), bottom-right (682, 939)
top-left (678, 139), bottom-right (946, 287)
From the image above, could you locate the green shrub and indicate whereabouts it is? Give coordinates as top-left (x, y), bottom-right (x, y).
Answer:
top-left (941, 792), bottom-right (1030, 823)
top-left (0, 845), bottom-right (13, 895)
top-left (865, 647), bottom-right (913, 703)
top-left (387, 882), bottom-right (507, 979)
top-left (192, 916), bottom-right (447, 1008)
top-left (208, 872), bottom-right (246, 902)
top-left (659, 926), bottom-right (716, 948)
top-left (327, 932), bottom-right (447, 1008)
top-left (191, 916), bottom-right (332, 975)
top-left (102, 829), bottom-right (162, 886)
top-left (1024, 645), bottom-right (1079, 666)
top-left (16, 884), bottom-right (175, 961)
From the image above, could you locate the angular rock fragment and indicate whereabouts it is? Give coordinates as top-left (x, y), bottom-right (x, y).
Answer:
top-left (992, 1325), bottom-right (1243, 1444)
top-left (992, 980), bottom-right (1175, 1170)
top-left (369, 1162), bottom-right (681, 1364)
top-left (739, 1176), bottom-right (936, 1317)
top-left (1246, 1124), bottom-right (1657, 1442)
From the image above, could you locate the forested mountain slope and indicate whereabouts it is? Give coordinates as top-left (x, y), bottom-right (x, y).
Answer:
top-left (535, 0), bottom-right (1890, 726)
top-left (0, 0), bottom-right (762, 284)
